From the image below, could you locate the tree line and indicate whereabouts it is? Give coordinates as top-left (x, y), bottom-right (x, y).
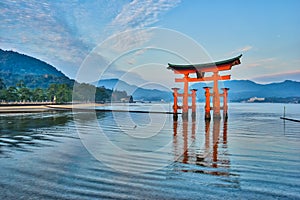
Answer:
top-left (0, 78), bottom-right (129, 103)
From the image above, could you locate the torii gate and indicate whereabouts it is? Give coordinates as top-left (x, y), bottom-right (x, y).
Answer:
top-left (167, 54), bottom-right (242, 120)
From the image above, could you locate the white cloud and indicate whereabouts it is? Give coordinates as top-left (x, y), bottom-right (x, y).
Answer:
top-left (106, 0), bottom-right (180, 53)
top-left (110, 0), bottom-right (180, 31)
top-left (228, 45), bottom-right (253, 56)
top-left (1, 0), bottom-right (181, 80)
top-left (0, 0), bottom-right (89, 68)
top-left (239, 45), bottom-right (253, 52)
top-left (127, 48), bottom-right (149, 65)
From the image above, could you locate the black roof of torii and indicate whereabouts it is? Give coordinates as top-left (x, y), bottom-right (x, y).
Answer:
top-left (168, 54), bottom-right (242, 71)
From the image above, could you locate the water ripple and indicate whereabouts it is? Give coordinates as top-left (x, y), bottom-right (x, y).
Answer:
top-left (0, 104), bottom-right (299, 199)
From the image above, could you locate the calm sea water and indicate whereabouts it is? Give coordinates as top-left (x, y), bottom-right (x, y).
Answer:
top-left (0, 103), bottom-right (299, 199)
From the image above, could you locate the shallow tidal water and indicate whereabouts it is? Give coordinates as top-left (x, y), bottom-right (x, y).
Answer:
top-left (0, 103), bottom-right (299, 199)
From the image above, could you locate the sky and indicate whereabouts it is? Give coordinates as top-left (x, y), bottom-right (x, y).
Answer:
top-left (1, 0), bottom-right (300, 88)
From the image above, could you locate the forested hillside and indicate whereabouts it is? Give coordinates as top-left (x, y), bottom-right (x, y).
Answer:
top-left (0, 49), bottom-right (74, 88)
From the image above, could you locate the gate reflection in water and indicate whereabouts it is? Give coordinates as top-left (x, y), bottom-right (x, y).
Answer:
top-left (173, 117), bottom-right (232, 176)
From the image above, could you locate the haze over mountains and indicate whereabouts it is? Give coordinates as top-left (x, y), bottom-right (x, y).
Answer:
top-left (1, 49), bottom-right (299, 102)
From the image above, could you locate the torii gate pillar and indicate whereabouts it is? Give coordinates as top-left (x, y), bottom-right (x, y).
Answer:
top-left (182, 74), bottom-right (189, 120)
top-left (212, 72), bottom-right (221, 119)
top-left (203, 87), bottom-right (212, 120)
top-left (172, 87), bottom-right (180, 121)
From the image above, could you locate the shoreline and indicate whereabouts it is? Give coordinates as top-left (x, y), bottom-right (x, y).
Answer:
top-left (0, 103), bottom-right (105, 113)
top-left (1, 102), bottom-right (298, 114)
top-left (0, 103), bottom-right (178, 114)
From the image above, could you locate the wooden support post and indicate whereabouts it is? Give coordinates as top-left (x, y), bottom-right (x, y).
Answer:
top-left (222, 88), bottom-right (229, 119)
top-left (212, 72), bottom-right (221, 119)
top-left (203, 87), bottom-right (211, 120)
top-left (172, 87), bottom-right (180, 121)
top-left (191, 89), bottom-right (197, 119)
top-left (182, 73), bottom-right (189, 120)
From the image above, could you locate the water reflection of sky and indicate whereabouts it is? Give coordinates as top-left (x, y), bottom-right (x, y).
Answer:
top-left (0, 103), bottom-right (299, 199)
top-left (0, 112), bottom-right (75, 155)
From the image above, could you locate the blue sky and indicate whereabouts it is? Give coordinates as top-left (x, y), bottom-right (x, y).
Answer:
top-left (1, 0), bottom-right (299, 87)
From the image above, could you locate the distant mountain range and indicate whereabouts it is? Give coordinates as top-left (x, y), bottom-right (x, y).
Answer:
top-left (1, 48), bottom-right (299, 102)
top-left (97, 79), bottom-right (172, 101)
top-left (98, 78), bottom-right (300, 102)
top-left (191, 80), bottom-right (300, 101)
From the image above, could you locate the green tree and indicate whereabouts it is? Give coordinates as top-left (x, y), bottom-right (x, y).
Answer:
top-left (0, 79), bottom-right (7, 102)
top-left (95, 87), bottom-right (110, 103)
top-left (47, 83), bottom-right (72, 103)
top-left (18, 87), bottom-right (32, 102)
top-left (15, 80), bottom-right (32, 102)
top-left (6, 86), bottom-right (18, 102)
top-left (56, 84), bottom-right (72, 103)
top-left (73, 83), bottom-right (96, 102)
top-left (32, 88), bottom-right (47, 102)
top-left (0, 89), bottom-right (7, 102)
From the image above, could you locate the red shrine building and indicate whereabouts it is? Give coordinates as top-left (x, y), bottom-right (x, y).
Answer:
top-left (167, 54), bottom-right (242, 120)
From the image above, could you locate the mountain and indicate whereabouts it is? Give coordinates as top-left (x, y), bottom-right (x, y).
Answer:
top-left (1, 48), bottom-right (298, 102)
top-left (97, 79), bottom-right (172, 101)
top-left (191, 80), bottom-right (300, 101)
top-left (0, 49), bottom-right (74, 88)
top-left (97, 78), bottom-right (137, 92)
top-left (98, 78), bottom-right (300, 102)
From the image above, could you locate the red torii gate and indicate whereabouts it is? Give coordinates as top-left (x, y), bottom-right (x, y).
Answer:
top-left (168, 54), bottom-right (242, 120)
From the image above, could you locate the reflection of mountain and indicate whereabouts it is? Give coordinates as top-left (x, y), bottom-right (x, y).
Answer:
top-left (97, 78), bottom-right (173, 101)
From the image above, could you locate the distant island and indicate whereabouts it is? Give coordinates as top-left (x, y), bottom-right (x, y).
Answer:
top-left (0, 49), bottom-right (299, 104)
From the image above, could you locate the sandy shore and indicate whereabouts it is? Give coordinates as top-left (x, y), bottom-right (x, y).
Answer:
top-left (0, 103), bottom-right (105, 113)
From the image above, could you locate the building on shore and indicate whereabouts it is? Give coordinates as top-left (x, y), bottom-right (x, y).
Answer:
top-left (247, 97), bottom-right (265, 103)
